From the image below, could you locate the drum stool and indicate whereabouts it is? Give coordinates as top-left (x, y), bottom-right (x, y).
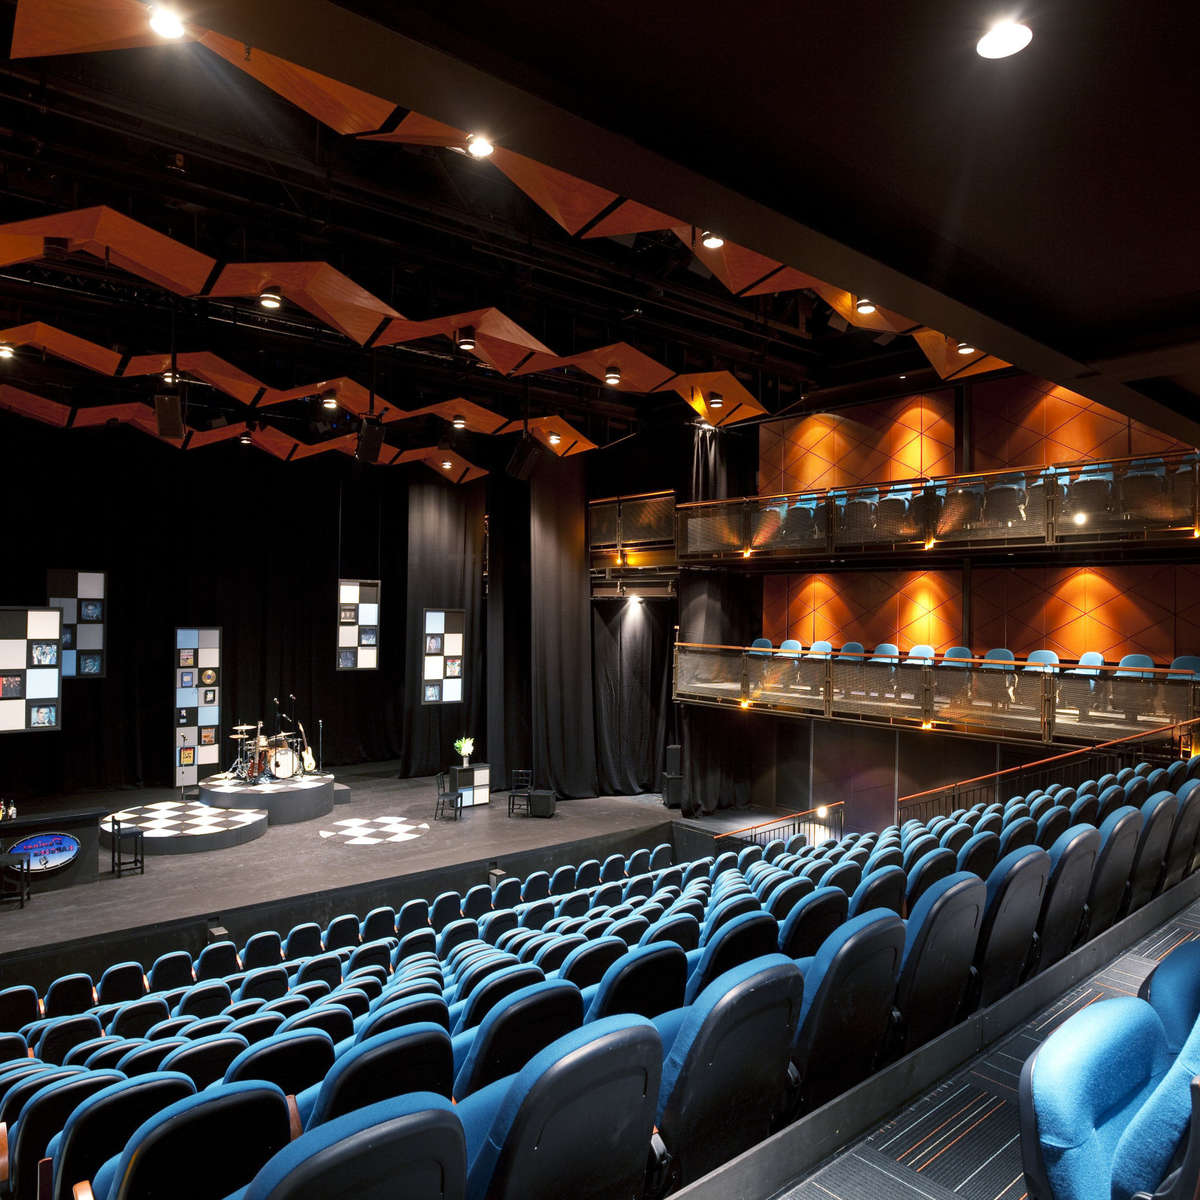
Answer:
top-left (111, 818), bottom-right (145, 877)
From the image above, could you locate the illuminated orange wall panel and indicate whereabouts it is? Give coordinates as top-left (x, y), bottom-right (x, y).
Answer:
top-left (971, 376), bottom-right (1192, 469)
top-left (762, 571), bottom-right (962, 652)
top-left (758, 392), bottom-right (955, 495)
top-left (971, 565), bottom-right (1200, 663)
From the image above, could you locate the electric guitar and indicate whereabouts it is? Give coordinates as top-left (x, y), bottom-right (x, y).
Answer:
top-left (297, 721), bottom-right (316, 773)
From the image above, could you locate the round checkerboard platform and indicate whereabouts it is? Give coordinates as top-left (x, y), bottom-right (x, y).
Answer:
top-left (100, 800), bottom-right (268, 856)
top-left (318, 816), bottom-right (431, 846)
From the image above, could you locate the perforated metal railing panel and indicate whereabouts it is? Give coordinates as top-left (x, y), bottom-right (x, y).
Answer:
top-left (588, 501), bottom-right (618, 548)
top-left (621, 494), bottom-right (675, 544)
top-left (678, 505), bottom-right (744, 556)
top-left (675, 646), bottom-right (743, 700)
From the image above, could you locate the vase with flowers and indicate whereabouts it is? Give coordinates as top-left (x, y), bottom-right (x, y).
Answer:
top-left (454, 736), bottom-right (475, 768)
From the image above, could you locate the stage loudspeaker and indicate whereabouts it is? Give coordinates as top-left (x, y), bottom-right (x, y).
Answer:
top-left (505, 435), bottom-right (543, 480)
top-left (665, 744), bottom-right (681, 775)
top-left (662, 772), bottom-right (683, 809)
top-left (154, 393), bottom-right (184, 439)
top-left (356, 418), bottom-right (385, 464)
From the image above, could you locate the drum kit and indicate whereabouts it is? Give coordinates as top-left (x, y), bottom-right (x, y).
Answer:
top-left (228, 718), bottom-right (316, 784)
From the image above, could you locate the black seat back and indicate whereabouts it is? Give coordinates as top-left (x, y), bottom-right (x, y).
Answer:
top-left (1030, 826), bottom-right (1101, 976)
top-left (971, 847), bottom-right (1051, 1011)
top-left (1161, 786), bottom-right (1200, 892)
top-left (1124, 792), bottom-right (1178, 916)
top-left (778, 887), bottom-right (849, 958)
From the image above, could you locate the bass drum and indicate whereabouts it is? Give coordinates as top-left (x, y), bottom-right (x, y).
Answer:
top-left (271, 746), bottom-right (298, 779)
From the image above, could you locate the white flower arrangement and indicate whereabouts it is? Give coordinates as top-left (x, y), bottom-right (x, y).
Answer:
top-left (453, 736), bottom-right (475, 757)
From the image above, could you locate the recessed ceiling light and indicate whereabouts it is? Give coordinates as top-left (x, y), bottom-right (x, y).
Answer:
top-left (976, 20), bottom-right (1032, 59)
top-left (466, 133), bottom-right (494, 158)
top-left (162, 369), bottom-right (177, 384)
top-left (239, 429), bottom-right (252, 445)
top-left (854, 297), bottom-right (876, 315)
top-left (455, 326), bottom-right (476, 351)
top-left (604, 365), bottom-right (621, 386)
top-left (899, 374), bottom-right (907, 380)
top-left (441, 458), bottom-right (454, 469)
top-left (708, 391), bottom-right (724, 409)
top-left (956, 340), bottom-right (976, 355)
top-left (0, 344), bottom-right (15, 359)
top-left (700, 231), bottom-right (724, 250)
top-left (321, 390), bottom-right (338, 410)
top-left (452, 414), bottom-right (466, 430)
top-left (148, 5), bottom-right (186, 39)
top-left (259, 287), bottom-right (282, 310)
top-left (548, 430), bottom-right (562, 445)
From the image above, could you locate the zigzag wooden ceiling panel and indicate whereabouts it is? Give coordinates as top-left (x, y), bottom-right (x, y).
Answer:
top-left (654, 370), bottom-right (766, 427)
top-left (0, 322), bottom-right (122, 374)
top-left (513, 341), bottom-right (675, 394)
top-left (376, 307), bottom-right (553, 375)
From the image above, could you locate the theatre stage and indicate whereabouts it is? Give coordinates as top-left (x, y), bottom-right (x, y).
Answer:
top-left (0, 761), bottom-right (774, 972)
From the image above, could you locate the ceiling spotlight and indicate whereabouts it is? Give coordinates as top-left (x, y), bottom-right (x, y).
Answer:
top-left (1073, 511), bottom-right (1088, 526)
top-left (816, 805), bottom-right (829, 819)
top-left (708, 391), bottom-right (724, 409)
top-left (0, 344), bottom-right (14, 359)
top-left (700, 231), bottom-right (724, 250)
top-left (441, 458), bottom-right (454, 470)
top-left (548, 430), bottom-right (562, 445)
top-left (148, 5), bottom-right (186, 38)
top-left (466, 133), bottom-right (494, 158)
top-left (956, 340), bottom-right (976, 355)
top-left (452, 414), bottom-right (467, 430)
top-left (162, 369), bottom-right (177, 385)
top-left (239, 429), bottom-right (252, 445)
top-left (604, 365), bottom-right (621, 386)
top-left (320, 390), bottom-right (338, 411)
top-left (976, 20), bottom-right (1033, 59)
top-left (455, 326), bottom-right (476, 351)
top-left (899, 374), bottom-right (907, 380)
top-left (259, 287), bottom-right (282, 310)
top-left (854, 297), bottom-right (876, 315)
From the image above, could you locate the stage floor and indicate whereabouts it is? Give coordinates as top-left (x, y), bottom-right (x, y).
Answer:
top-left (0, 763), bottom-right (770, 958)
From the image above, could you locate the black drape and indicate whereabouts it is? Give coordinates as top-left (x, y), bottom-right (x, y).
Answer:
top-left (592, 599), bottom-right (674, 794)
top-left (395, 478), bottom-right (486, 777)
top-left (530, 456), bottom-right (598, 797)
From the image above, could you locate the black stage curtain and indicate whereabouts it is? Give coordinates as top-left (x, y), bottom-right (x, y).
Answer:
top-left (530, 456), bottom-right (598, 797)
top-left (689, 423), bottom-right (757, 502)
top-left (592, 598), bottom-right (675, 795)
top-left (485, 472), bottom-right (531, 790)
top-left (395, 478), bottom-right (486, 778)
top-left (0, 413), bottom-right (481, 797)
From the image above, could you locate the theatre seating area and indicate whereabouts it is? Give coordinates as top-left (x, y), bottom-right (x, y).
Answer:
top-left (3, 757), bottom-right (1200, 1198)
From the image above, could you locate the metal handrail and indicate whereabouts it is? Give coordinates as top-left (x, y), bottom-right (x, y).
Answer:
top-left (714, 800), bottom-right (846, 841)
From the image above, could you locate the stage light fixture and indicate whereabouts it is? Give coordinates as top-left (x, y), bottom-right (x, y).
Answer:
top-left (739, 698), bottom-right (750, 709)
top-left (148, 5), bottom-right (186, 38)
top-left (708, 391), bottom-right (724, 409)
top-left (320, 390), bottom-right (338, 410)
top-left (162, 369), bottom-right (177, 385)
top-left (742, 548), bottom-right (752, 558)
top-left (956, 340), bottom-right (976, 355)
top-left (628, 593), bottom-right (642, 604)
top-left (548, 430), bottom-right (562, 445)
top-left (0, 344), bottom-right (14, 359)
top-left (604, 365), bottom-right (621, 386)
top-left (466, 133), bottom-right (494, 158)
top-left (259, 287), bottom-right (282, 310)
top-left (854, 297), bottom-right (876, 315)
top-left (441, 458), bottom-right (454, 469)
top-left (239, 429), bottom-right (252, 445)
top-left (924, 537), bottom-right (936, 550)
top-left (1073, 511), bottom-right (1088, 525)
top-left (452, 414), bottom-right (467, 430)
top-left (700, 231), bottom-right (724, 250)
top-left (977, 19), bottom-right (1032, 58)
top-left (817, 805), bottom-right (829, 818)
top-left (455, 326), bottom-right (476, 351)
top-left (899, 374), bottom-right (907, 380)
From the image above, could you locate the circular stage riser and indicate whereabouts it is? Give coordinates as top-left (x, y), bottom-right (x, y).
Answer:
top-left (102, 802), bottom-right (268, 856)
top-left (199, 774), bottom-right (336, 825)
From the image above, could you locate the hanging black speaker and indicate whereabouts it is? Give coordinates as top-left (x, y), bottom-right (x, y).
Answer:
top-left (665, 744), bottom-right (682, 775)
top-left (154, 393), bottom-right (184, 439)
top-left (505, 435), bottom-right (543, 480)
top-left (356, 418), bottom-right (385, 464)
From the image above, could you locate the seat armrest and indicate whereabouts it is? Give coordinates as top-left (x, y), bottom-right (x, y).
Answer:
top-left (0, 1122), bottom-right (7, 1185)
top-left (71, 1185), bottom-right (95, 1200)
top-left (287, 1094), bottom-right (301, 1140)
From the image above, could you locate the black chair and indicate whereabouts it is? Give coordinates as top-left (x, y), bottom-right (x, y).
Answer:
top-left (508, 769), bottom-right (532, 817)
top-left (110, 818), bottom-right (145, 877)
top-left (433, 773), bottom-right (462, 822)
top-left (0, 850), bottom-right (31, 908)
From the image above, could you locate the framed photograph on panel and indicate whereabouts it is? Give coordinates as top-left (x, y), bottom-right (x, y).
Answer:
top-left (336, 580), bottom-right (381, 670)
top-left (0, 607), bottom-right (62, 732)
top-left (175, 627), bottom-right (221, 787)
top-left (47, 569), bottom-right (107, 679)
top-left (421, 609), bottom-right (466, 704)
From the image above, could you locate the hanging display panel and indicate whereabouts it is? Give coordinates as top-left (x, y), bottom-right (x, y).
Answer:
top-left (0, 607), bottom-right (63, 732)
top-left (421, 608), bottom-right (465, 704)
top-left (175, 626), bottom-right (222, 786)
top-left (337, 579), bottom-right (380, 670)
top-left (47, 568), bottom-right (107, 678)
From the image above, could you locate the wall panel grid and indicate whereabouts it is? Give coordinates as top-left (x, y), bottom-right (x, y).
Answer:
top-left (337, 579), bottom-right (380, 671)
top-left (47, 569), bottom-right (106, 678)
top-left (175, 626), bottom-right (221, 786)
top-left (0, 607), bottom-right (62, 732)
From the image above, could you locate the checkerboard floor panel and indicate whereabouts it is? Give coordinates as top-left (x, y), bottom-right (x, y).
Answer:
top-left (105, 802), bottom-right (267, 834)
top-left (318, 817), bottom-right (431, 845)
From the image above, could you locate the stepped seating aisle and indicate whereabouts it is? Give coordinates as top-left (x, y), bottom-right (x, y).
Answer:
top-left (1, 757), bottom-right (1200, 1198)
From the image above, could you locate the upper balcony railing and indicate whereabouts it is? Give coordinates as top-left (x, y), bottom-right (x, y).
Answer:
top-left (667, 450), bottom-right (1200, 560)
top-left (673, 642), bottom-right (1200, 746)
top-left (589, 490), bottom-right (677, 569)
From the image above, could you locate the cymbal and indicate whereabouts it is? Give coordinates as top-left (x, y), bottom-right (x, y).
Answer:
top-left (229, 732), bottom-right (249, 740)
top-left (232, 724), bottom-right (256, 731)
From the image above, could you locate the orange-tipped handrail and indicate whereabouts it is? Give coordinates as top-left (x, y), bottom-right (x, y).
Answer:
top-left (714, 801), bottom-right (845, 841)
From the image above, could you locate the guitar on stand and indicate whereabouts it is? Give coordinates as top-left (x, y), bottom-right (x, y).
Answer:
top-left (297, 721), bottom-right (317, 774)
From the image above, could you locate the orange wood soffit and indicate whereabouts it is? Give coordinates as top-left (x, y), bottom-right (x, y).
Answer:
top-left (580, 199), bottom-right (680, 240)
top-left (389, 447), bottom-right (488, 482)
top-left (913, 328), bottom-right (1009, 380)
top-left (0, 384), bottom-right (71, 427)
top-left (671, 228), bottom-right (784, 295)
top-left (123, 351), bottom-right (264, 404)
top-left (654, 370), bottom-right (766, 426)
top-left (10, 0), bottom-right (198, 57)
top-left (257, 377), bottom-right (403, 421)
top-left (512, 341), bottom-right (675, 393)
top-left (405, 398), bottom-right (507, 435)
top-left (494, 414), bottom-right (598, 456)
top-left (376, 307), bottom-right (553, 375)
top-left (0, 322), bottom-right (121, 374)
top-left (360, 112), bottom-right (468, 148)
top-left (489, 147), bottom-right (620, 235)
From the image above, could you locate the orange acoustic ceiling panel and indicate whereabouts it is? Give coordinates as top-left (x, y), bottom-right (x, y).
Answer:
top-left (405, 397), bottom-right (507, 434)
top-left (258, 376), bottom-right (402, 421)
top-left (290, 431), bottom-right (359, 460)
top-left (580, 198), bottom-right (679, 240)
top-left (0, 233), bottom-right (57, 271)
top-left (488, 147), bottom-right (621, 236)
top-left (361, 111), bottom-right (468, 149)
top-left (654, 370), bottom-right (766, 427)
top-left (123, 351), bottom-right (264, 404)
top-left (0, 322), bottom-right (121, 374)
top-left (514, 341), bottom-right (674, 393)
top-left (390, 447), bottom-right (488, 484)
top-left (671, 228), bottom-right (784, 296)
top-left (494, 415), bottom-right (597, 456)
top-left (913, 328), bottom-right (1008, 381)
top-left (9, 0), bottom-right (195, 57)
top-left (186, 422), bottom-right (247, 449)
top-left (198, 32), bottom-right (395, 136)
top-left (1, 205), bottom-right (216, 296)
top-left (376, 307), bottom-right (553, 375)
top-left (0, 384), bottom-right (71, 427)
top-left (207, 262), bottom-right (400, 345)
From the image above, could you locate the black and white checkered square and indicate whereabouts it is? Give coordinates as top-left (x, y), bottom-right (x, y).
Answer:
top-left (318, 816), bottom-right (430, 846)
top-left (106, 800), bottom-right (265, 838)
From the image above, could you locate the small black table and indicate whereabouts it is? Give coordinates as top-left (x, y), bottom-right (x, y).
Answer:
top-left (0, 807), bottom-right (106, 893)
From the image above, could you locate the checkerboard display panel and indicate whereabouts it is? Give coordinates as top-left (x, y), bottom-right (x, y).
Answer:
top-left (421, 608), bottom-right (465, 704)
top-left (47, 569), bottom-right (107, 678)
top-left (0, 607), bottom-right (63, 732)
top-left (175, 626), bottom-right (222, 786)
top-left (337, 579), bottom-right (380, 671)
